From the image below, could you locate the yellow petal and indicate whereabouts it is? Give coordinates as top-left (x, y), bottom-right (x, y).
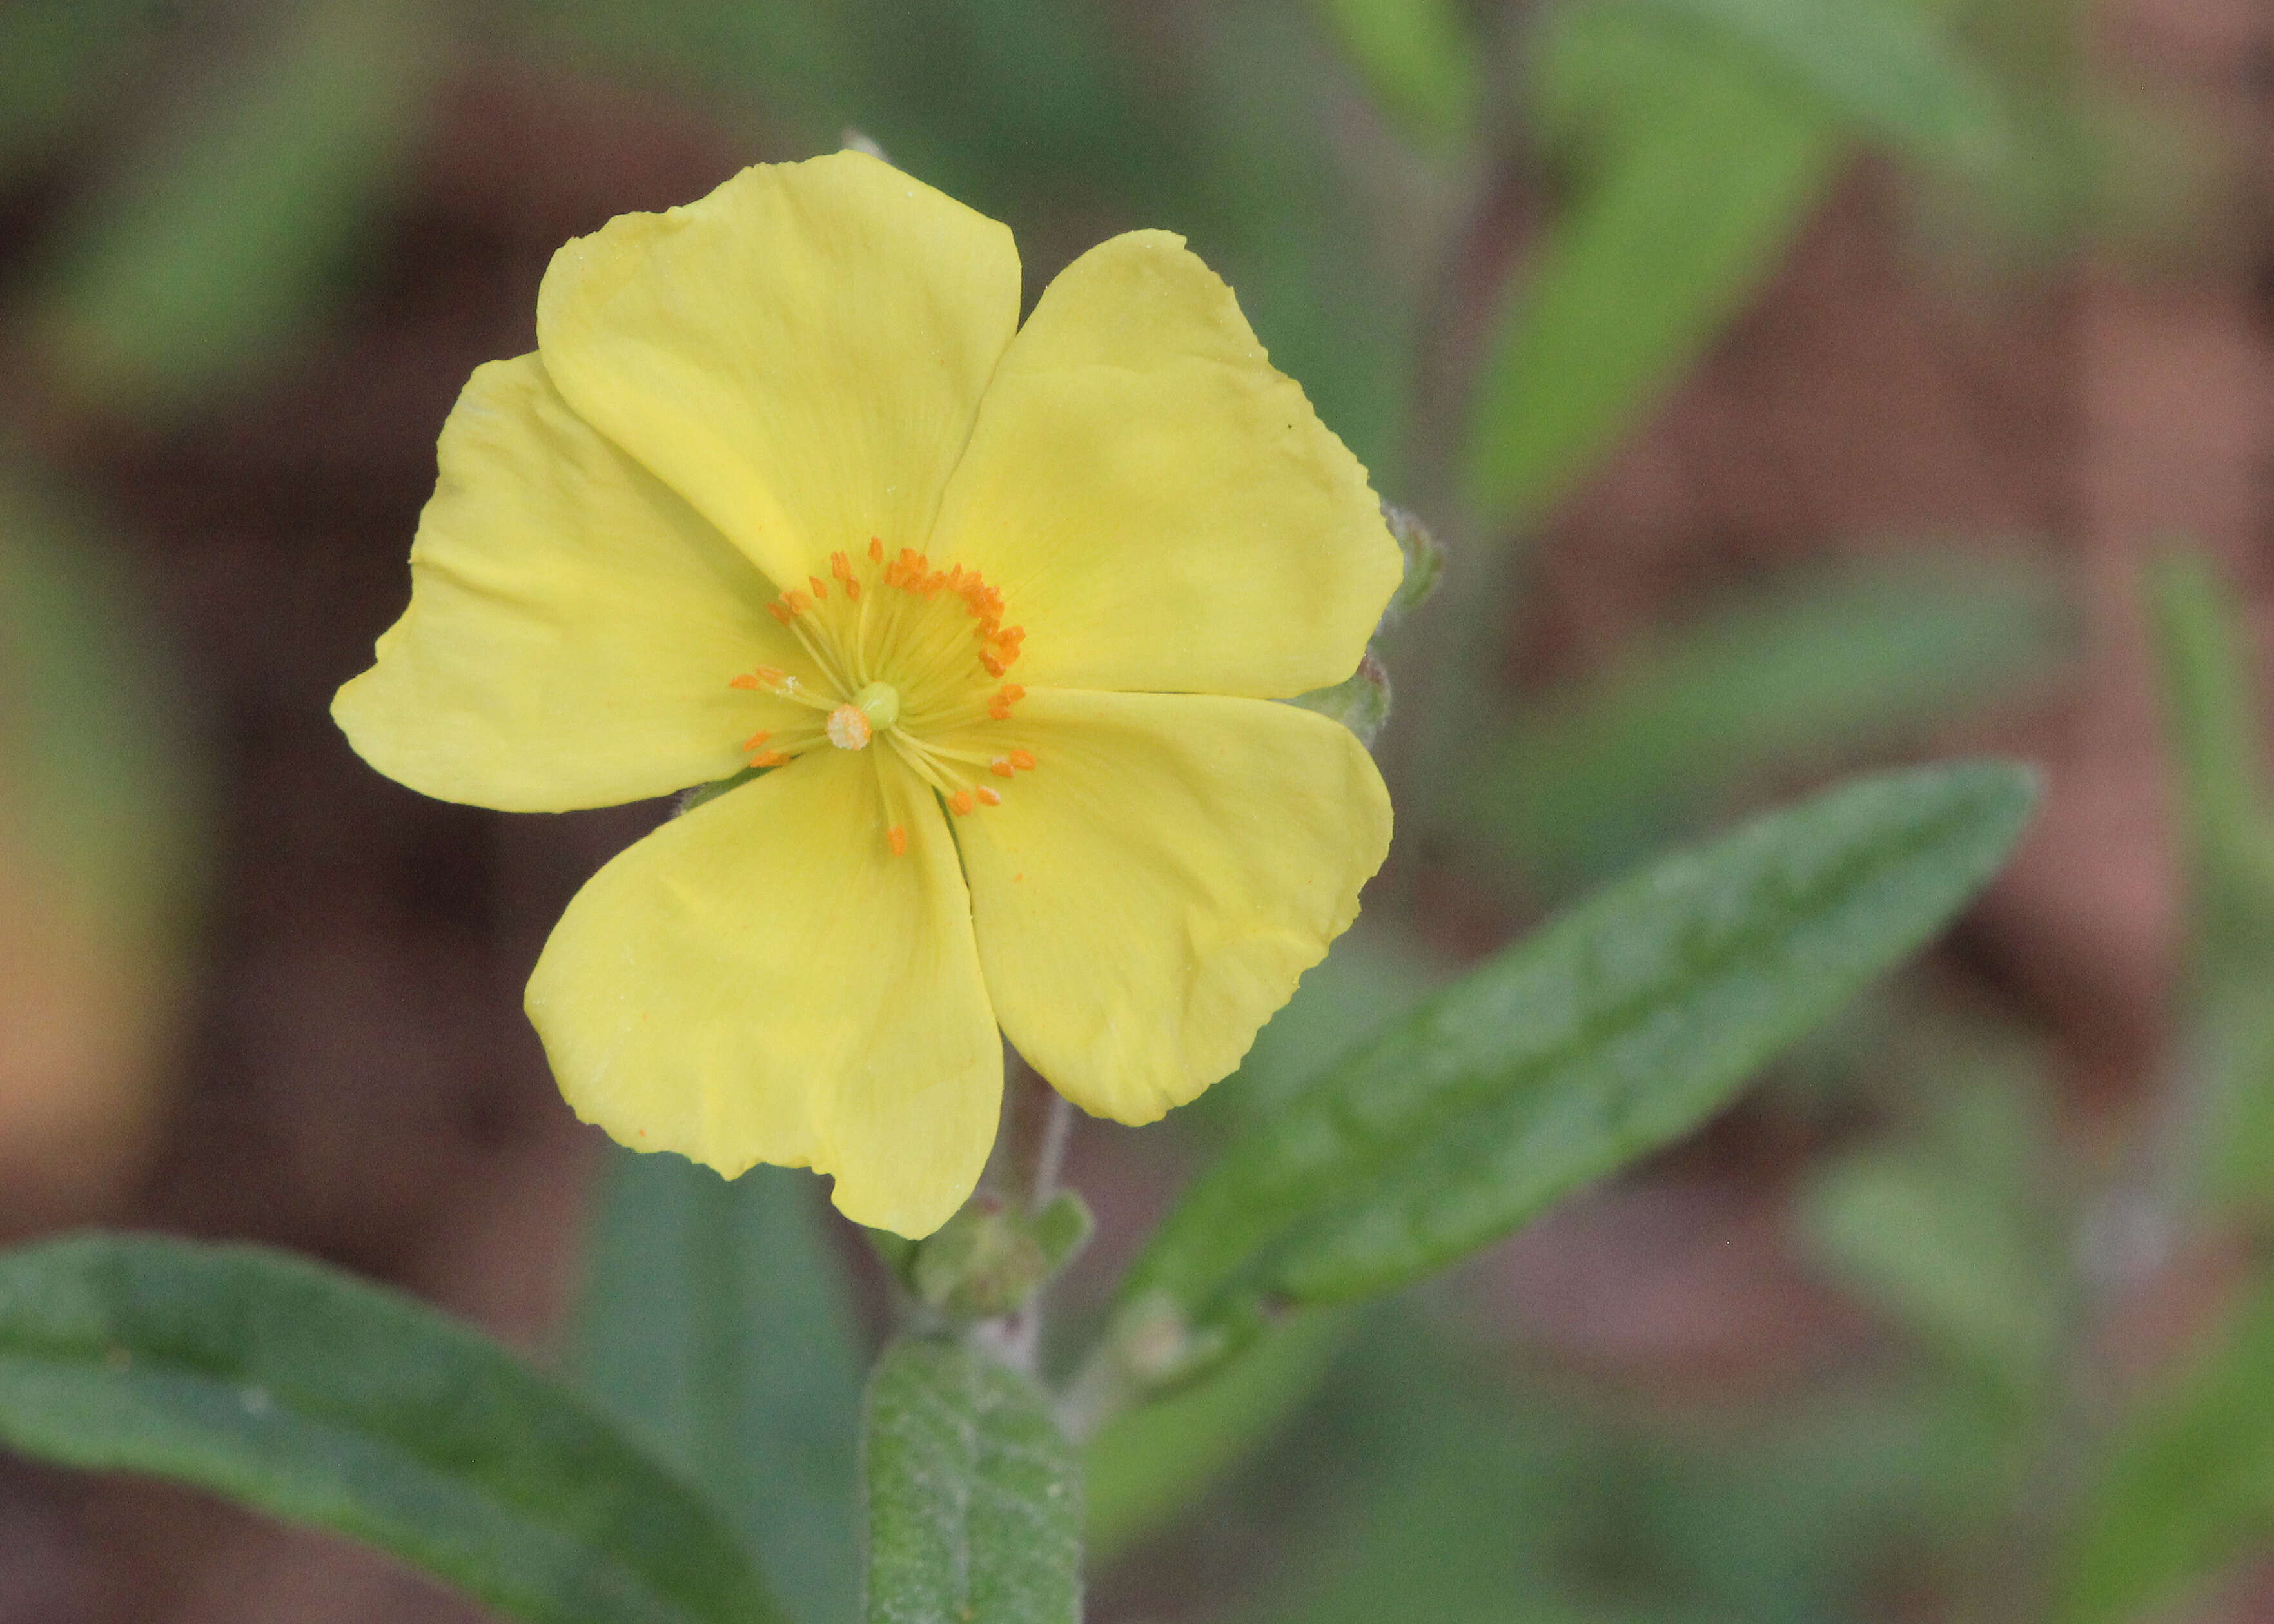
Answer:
top-left (955, 690), bottom-right (1391, 1123)
top-left (928, 231), bottom-right (1402, 699)
top-left (332, 354), bottom-right (815, 812)
top-left (536, 151), bottom-right (1021, 592)
top-left (525, 747), bottom-right (1001, 1238)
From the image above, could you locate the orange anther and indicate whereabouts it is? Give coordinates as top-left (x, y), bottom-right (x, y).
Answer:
top-left (888, 825), bottom-right (908, 856)
top-left (845, 579), bottom-right (860, 600)
top-left (749, 750), bottom-right (791, 768)
top-left (989, 704), bottom-right (1011, 721)
top-left (950, 790), bottom-right (975, 816)
top-left (785, 590), bottom-right (812, 614)
top-left (1008, 750), bottom-right (1036, 771)
top-left (809, 575), bottom-right (828, 600)
top-left (990, 757), bottom-right (1014, 778)
top-left (980, 652), bottom-right (1007, 676)
top-left (751, 665), bottom-right (786, 686)
top-left (975, 786), bottom-right (1001, 806)
top-left (767, 602), bottom-right (792, 625)
top-left (830, 551), bottom-right (854, 582)
top-left (741, 730), bottom-right (770, 751)
top-left (999, 684), bottom-right (1025, 702)
top-left (729, 674), bottom-right (761, 690)
top-left (868, 537), bottom-right (885, 563)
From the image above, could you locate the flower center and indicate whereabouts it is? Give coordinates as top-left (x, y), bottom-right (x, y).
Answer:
top-left (826, 682), bottom-right (900, 750)
top-left (727, 538), bottom-right (1035, 850)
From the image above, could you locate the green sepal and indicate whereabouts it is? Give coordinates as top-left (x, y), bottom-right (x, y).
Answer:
top-left (677, 767), bottom-right (765, 817)
top-left (1289, 652), bottom-right (1392, 746)
top-left (908, 1191), bottom-right (1095, 1323)
top-left (1381, 503), bottom-right (1445, 625)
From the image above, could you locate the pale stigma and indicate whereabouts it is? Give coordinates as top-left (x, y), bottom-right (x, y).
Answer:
top-left (827, 681), bottom-right (901, 750)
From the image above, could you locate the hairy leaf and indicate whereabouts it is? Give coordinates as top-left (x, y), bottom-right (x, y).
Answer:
top-left (0, 1233), bottom-right (781, 1624)
top-left (863, 1340), bottom-right (1079, 1624)
top-left (1122, 761), bottom-right (2038, 1373)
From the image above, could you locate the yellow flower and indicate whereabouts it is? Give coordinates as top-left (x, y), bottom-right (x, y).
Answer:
top-left (333, 152), bottom-right (1397, 1237)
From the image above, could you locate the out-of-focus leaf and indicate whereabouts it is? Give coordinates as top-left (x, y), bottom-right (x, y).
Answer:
top-left (0, 0), bottom-right (170, 172)
top-left (1477, 554), bottom-right (2070, 886)
top-left (521, 0), bottom-right (876, 141)
top-left (0, 476), bottom-right (202, 1219)
top-left (2146, 554), bottom-right (2274, 1215)
top-left (1467, 5), bottom-right (1840, 523)
top-left (0, 1233), bottom-right (784, 1624)
top-left (1632, 0), bottom-right (2014, 179)
top-left (1801, 1077), bottom-right (2062, 1400)
top-left (862, 1339), bottom-right (1079, 1624)
top-left (2062, 1281), bottom-right (2274, 1624)
top-left (31, 0), bottom-right (437, 411)
top-left (1084, 1307), bottom-right (1353, 1563)
top-left (0, 477), bottom-right (201, 925)
top-left (1309, 0), bottom-right (1478, 149)
top-left (576, 1153), bottom-right (863, 1624)
top-left (1120, 762), bottom-right (2039, 1380)
top-left (2148, 554), bottom-right (2274, 936)
top-left (1186, 0), bottom-right (1416, 485)
top-left (1471, 0), bottom-right (2017, 523)
top-left (1235, 1315), bottom-right (1955, 1624)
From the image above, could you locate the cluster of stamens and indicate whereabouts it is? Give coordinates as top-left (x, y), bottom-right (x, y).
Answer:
top-left (726, 538), bottom-right (1036, 852)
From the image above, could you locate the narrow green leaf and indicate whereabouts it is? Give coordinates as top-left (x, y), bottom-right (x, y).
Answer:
top-left (2146, 554), bottom-right (2274, 1217)
top-left (576, 1152), bottom-right (863, 1624)
top-left (1632, 0), bottom-right (2014, 178)
top-left (30, 0), bottom-right (436, 410)
top-left (1122, 761), bottom-right (2039, 1372)
top-left (2063, 1280), bottom-right (2274, 1624)
top-left (1469, 0), bottom-right (2015, 523)
top-left (1467, 5), bottom-right (1840, 523)
top-left (2148, 553), bottom-right (2274, 930)
top-left (1475, 553), bottom-right (2070, 886)
top-left (0, 1233), bottom-right (782, 1624)
top-left (862, 1339), bottom-right (1079, 1624)
top-left (1799, 1073), bottom-right (2063, 1403)
top-left (1309, 0), bottom-right (1480, 148)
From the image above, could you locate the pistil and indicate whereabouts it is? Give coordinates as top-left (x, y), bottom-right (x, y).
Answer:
top-left (728, 542), bottom-right (1039, 842)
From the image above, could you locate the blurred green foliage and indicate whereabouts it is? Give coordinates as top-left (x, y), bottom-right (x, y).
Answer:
top-left (1477, 553), bottom-right (2073, 889)
top-left (0, 474), bottom-right (202, 936)
top-left (26, 0), bottom-right (438, 411)
top-left (576, 1153), bottom-right (864, 1624)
